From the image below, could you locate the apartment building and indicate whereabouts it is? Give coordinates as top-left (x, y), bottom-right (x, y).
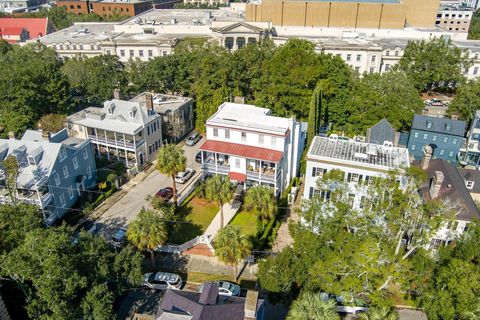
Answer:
top-left (58, 0), bottom-right (152, 17)
top-left (130, 93), bottom-right (194, 143)
top-left (0, 129), bottom-right (96, 225)
top-left (66, 92), bottom-right (162, 171)
top-left (407, 114), bottom-right (466, 164)
top-left (183, 0), bottom-right (229, 6)
top-left (459, 110), bottom-right (480, 167)
top-left (436, 2), bottom-right (473, 33)
top-left (199, 102), bottom-right (307, 195)
top-left (303, 136), bottom-right (410, 209)
top-left (0, 0), bottom-right (46, 12)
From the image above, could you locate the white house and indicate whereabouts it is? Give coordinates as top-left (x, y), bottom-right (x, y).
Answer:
top-left (66, 92), bottom-right (162, 171)
top-left (303, 136), bottom-right (410, 209)
top-left (199, 102), bottom-right (306, 195)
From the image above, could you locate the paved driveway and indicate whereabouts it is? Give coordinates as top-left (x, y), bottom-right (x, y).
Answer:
top-left (98, 137), bottom-right (205, 238)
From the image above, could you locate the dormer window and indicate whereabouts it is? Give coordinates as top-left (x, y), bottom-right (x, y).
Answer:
top-left (28, 155), bottom-right (36, 166)
top-left (426, 121), bottom-right (432, 129)
top-left (129, 110), bottom-right (136, 119)
top-left (466, 180), bottom-right (475, 189)
top-left (107, 107), bottom-right (113, 114)
top-left (446, 123), bottom-right (451, 131)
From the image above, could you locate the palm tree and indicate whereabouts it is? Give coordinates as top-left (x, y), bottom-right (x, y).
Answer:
top-left (127, 208), bottom-right (168, 268)
top-left (287, 292), bottom-right (339, 320)
top-left (156, 144), bottom-right (186, 207)
top-left (214, 225), bottom-right (252, 280)
top-left (358, 306), bottom-right (399, 320)
top-left (244, 185), bottom-right (276, 221)
top-left (204, 175), bottom-right (234, 228)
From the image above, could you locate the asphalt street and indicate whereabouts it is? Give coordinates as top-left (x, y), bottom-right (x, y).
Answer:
top-left (97, 137), bottom-right (204, 239)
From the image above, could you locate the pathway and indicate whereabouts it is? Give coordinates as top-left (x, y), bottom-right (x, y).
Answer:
top-left (203, 200), bottom-right (242, 239)
top-left (272, 185), bottom-right (303, 253)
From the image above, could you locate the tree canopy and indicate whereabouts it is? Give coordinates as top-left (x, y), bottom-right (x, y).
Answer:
top-left (214, 225), bottom-right (252, 280)
top-left (0, 204), bottom-right (143, 319)
top-left (447, 79), bottom-right (480, 123)
top-left (397, 37), bottom-right (472, 94)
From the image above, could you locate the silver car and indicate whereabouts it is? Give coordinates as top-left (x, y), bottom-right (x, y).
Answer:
top-left (186, 131), bottom-right (201, 146)
top-left (199, 281), bottom-right (241, 296)
top-left (143, 272), bottom-right (182, 290)
top-left (175, 168), bottom-right (195, 184)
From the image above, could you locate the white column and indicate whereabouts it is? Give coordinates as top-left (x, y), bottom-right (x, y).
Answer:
top-left (274, 163), bottom-right (278, 194)
top-left (259, 160), bottom-right (262, 180)
top-left (214, 153), bottom-right (218, 171)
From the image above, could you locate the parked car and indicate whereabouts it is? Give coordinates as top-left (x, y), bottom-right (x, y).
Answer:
top-left (195, 152), bottom-right (203, 163)
top-left (186, 131), bottom-right (201, 146)
top-left (143, 272), bottom-right (182, 290)
top-left (199, 281), bottom-right (241, 296)
top-left (175, 168), bottom-right (195, 184)
top-left (112, 228), bottom-right (127, 248)
top-left (156, 187), bottom-right (173, 200)
top-left (72, 220), bottom-right (100, 244)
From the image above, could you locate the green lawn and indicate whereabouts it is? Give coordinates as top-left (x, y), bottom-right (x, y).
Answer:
top-left (169, 197), bottom-right (219, 244)
top-left (229, 208), bottom-right (257, 237)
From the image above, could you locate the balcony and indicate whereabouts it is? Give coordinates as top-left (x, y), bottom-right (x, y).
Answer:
top-left (202, 162), bottom-right (230, 173)
top-left (88, 134), bottom-right (143, 150)
top-left (246, 170), bottom-right (276, 182)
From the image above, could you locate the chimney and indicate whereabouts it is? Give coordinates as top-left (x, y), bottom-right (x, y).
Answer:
top-left (41, 130), bottom-right (51, 141)
top-left (113, 88), bottom-right (121, 100)
top-left (145, 93), bottom-right (154, 111)
top-left (244, 290), bottom-right (259, 320)
top-left (7, 131), bottom-right (15, 140)
top-left (421, 145), bottom-right (433, 170)
top-left (199, 282), bottom-right (218, 305)
top-left (429, 171), bottom-right (444, 200)
top-left (451, 113), bottom-right (459, 120)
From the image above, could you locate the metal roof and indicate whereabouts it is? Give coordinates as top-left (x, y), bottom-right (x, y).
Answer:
top-left (411, 114), bottom-right (466, 137)
top-left (200, 140), bottom-right (283, 163)
top-left (307, 136), bottom-right (410, 170)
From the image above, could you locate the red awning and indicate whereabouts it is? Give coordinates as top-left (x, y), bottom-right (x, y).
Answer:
top-left (200, 140), bottom-right (283, 163)
top-left (229, 172), bottom-right (246, 182)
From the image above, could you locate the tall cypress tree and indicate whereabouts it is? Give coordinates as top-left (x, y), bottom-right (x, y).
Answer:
top-left (307, 86), bottom-right (321, 147)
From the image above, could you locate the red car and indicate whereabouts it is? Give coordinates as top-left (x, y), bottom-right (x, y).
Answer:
top-left (156, 187), bottom-right (173, 200)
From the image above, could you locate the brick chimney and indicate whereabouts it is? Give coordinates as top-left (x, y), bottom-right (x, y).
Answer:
top-left (429, 171), bottom-right (444, 200)
top-left (421, 145), bottom-right (433, 170)
top-left (244, 290), bottom-right (259, 320)
top-left (113, 88), bottom-right (121, 100)
top-left (199, 282), bottom-right (218, 305)
top-left (145, 93), bottom-right (154, 111)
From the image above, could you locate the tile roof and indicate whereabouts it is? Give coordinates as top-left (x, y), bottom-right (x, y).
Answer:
top-left (0, 18), bottom-right (48, 40)
top-left (1, 27), bottom-right (24, 35)
top-left (422, 159), bottom-right (480, 221)
top-left (200, 140), bottom-right (283, 163)
top-left (411, 114), bottom-right (466, 137)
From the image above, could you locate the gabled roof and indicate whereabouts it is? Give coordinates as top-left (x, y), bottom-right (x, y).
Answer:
top-left (211, 22), bottom-right (267, 34)
top-left (411, 114), bottom-right (466, 137)
top-left (422, 159), bottom-right (480, 222)
top-left (0, 18), bottom-right (48, 40)
top-left (366, 118), bottom-right (395, 145)
top-left (157, 286), bottom-right (264, 320)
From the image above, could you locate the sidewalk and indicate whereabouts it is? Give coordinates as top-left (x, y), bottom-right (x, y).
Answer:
top-left (203, 200), bottom-right (241, 239)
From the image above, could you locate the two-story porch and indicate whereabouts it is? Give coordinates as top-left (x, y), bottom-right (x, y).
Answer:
top-left (87, 128), bottom-right (146, 168)
top-left (199, 140), bottom-right (284, 195)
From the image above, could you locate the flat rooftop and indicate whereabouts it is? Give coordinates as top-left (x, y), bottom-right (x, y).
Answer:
top-left (130, 93), bottom-right (192, 114)
top-left (38, 22), bottom-right (117, 44)
top-left (207, 102), bottom-right (291, 135)
top-left (284, 0), bottom-right (399, 2)
top-left (308, 136), bottom-right (410, 170)
top-left (120, 8), bottom-right (244, 26)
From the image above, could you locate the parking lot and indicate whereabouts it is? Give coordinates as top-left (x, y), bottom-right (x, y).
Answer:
top-left (97, 137), bottom-right (205, 239)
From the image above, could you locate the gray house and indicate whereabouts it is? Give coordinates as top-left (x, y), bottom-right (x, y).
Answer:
top-left (131, 92), bottom-right (194, 144)
top-left (156, 282), bottom-right (264, 320)
top-left (366, 119), bottom-right (397, 146)
top-left (0, 129), bottom-right (96, 225)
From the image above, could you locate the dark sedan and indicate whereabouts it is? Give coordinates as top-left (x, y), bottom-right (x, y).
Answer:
top-left (156, 187), bottom-right (173, 200)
